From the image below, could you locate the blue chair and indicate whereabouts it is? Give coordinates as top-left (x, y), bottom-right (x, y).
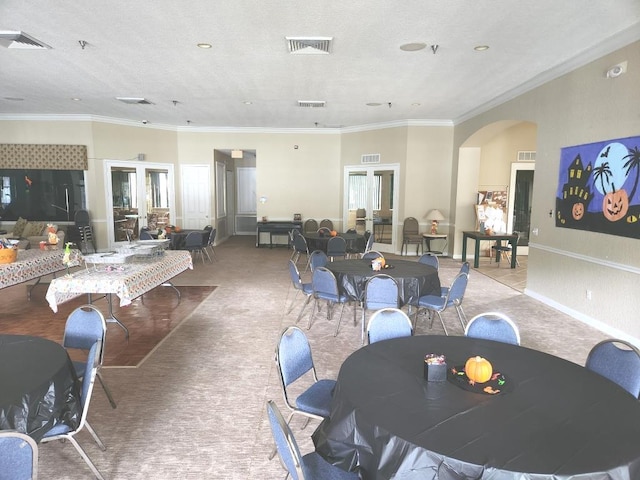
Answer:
top-left (361, 231), bottom-right (374, 256)
top-left (0, 431), bottom-right (38, 480)
top-left (586, 339), bottom-right (640, 398)
top-left (292, 234), bottom-right (311, 270)
top-left (464, 312), bottom-right (521, 345)
top-left (362, 250), bottom-right (383, 261)
top-left (416, 272), bottom-right (468, 335)
top-left (319, 219), bottom-right (333, 230)
top-left (287, 260), bottom-right (314, 323)
top-left (309, 250), bottom-right (329, 273)
top-left (271, 327), bottom-right (337, 461)
top-left (63, 305), bottom-right (117, 409)
top-left (41, 341), bottom-right (106, 480)
top-left (204, 226), bottom-right (217, 260)
top-left (183, 230), bottom-right (210, 264)
top-left (326, 236), bottom-right (347, 262)
top-left (317, 227), bottom-right (331, 236)
top-left (440, 262), bottom-right (470, 297)
top-left (303, 219), bottom-right (318, 235)
top-left (418, 252), bottom-right (439, 270)
top-left (361, 274), bottom-right (400, 344)
top-left (367, 308), bottom-right (413, 344)
top-left (266, 400), bottom-right (359, 480)
top-left (310, 267), bottom-right (352, 335)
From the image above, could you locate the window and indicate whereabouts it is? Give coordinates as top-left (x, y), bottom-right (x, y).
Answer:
top-left (348, 174), bottom-right (382, 211)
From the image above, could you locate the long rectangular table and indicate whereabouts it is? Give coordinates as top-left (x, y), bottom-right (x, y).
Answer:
top-left (45, 251), bottom-right (193, 338)
top-left (461, 230), bottom-right (518, 268)
top-left (0, 248), bottom-right (83, 298)
top-left (256, 221), bottom-right (302, 248)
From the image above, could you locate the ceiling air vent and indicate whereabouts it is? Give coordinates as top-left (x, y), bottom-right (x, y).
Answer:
top-left (361, 154), bottom-right (381, 164)
top-left (286, 37), bottom-right (332, 55)
top-left (116, 97), bottom-right (154, 105)
top-left (297, 100), bottom-right (326, 108)
top-left (0, 31), bottom-right (51, 49)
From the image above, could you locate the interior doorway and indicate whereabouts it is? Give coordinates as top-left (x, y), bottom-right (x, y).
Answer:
top-left (507, 162), bottom-right (535, 254)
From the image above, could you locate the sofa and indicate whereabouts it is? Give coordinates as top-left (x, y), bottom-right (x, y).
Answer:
top-left (1, 217), bottom-right (66, 249)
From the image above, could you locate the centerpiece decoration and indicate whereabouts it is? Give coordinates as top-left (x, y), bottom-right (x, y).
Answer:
top-left (464, 356), bottom-right (493, 383)
top-left (62, 242), bottom-right (77, 276)
top-left (330, 230), bottom-right (338, 237)
top-left (0, 238), bottom-right (18, 263)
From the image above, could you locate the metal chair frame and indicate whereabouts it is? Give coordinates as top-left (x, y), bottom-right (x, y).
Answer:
top-left (417, 272), bottom-right (469, 335)
top-left (464, 311), bottom-right (521, 345)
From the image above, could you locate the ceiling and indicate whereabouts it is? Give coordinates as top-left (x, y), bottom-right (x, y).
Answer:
top-left (1, 1), bottom-right (639, 130)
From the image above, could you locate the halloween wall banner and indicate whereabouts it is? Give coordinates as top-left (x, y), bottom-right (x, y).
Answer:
top-left (556, 135), bottom-right (640, 238)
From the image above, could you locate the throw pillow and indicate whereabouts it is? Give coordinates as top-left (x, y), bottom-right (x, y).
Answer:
top-left (22, 221), bottom-right (46, 237)
top-left (12, 216), bottom-right (28, 237)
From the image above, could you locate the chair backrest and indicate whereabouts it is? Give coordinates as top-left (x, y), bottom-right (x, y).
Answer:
top-left (208, 228), bottom-right (217, 246)
top-left (317, 227), bottom-right (331, 235)
top-left (63, 305), bottom-right (107, 364)
top-left (364, 274), bottom-right (399, 310)
top-left (403, 217), bottom-right (419, 236)
top-left (309, 250), bottom-right (328, 272)
top-left (75, 341), bottom-right (101, 432)
top-left (460, 262), bottom-right (470, 276)
top-left (418, 253), bottom-right (439, 270)
top-left (288, 260), bottom-right (304, 291)
top-left (446, 272), bottom-right (469, 306)
top-left (303, 219), bottom-right (318, 234)
top-left (346, 228), bottom-right (357, 234)
top-left (363, 231), bottom-right (374, 252)
top-left (139, 229), bottom-right (154, 240)
top-left (367, 308), bottom-right (412, 344)
top-left (74, 209), bottom-right (91, 226)
top-left (0, 431), bottom-right (38, 480)
top-left (465, 312), bottom-right (521, 345)
top-left (312, 267), bottom-right (340, 297)
top-left (326, 236), bottom-right (347, 257)
top-left (586, 339), bottom-right (640, 398)
top-left (293, 233), bottom-right (309, 254)
top-left (319, 219), bottom-right (333, 230)
top-left (185, 230), bottom-right (205, 248)
top-left (362, 250), bottom-right (384, 261)
top-left (266, 400), bottom-right (304, 480)
top-left (356, 208), bottom-right (366, 219)
top-left (275, 326), bottom-right (316, 390)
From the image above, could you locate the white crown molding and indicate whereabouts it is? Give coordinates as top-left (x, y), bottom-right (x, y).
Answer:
top-left (454, 24), bottom-right (640, 125)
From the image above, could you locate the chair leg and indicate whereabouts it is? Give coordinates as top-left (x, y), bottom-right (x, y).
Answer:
top-left (97, 372), bottom-right (117, 409)
top-left (84, 421), bottom-right (106, 451)
top-left (296, 295), bottom-right (312, 324)
top-left (333, 303), bottom-right (346, 336)
top-left (66, 434), bottom-right (106, 480)
top-left (436, 311), bottom-right (448, 335)
top-left (455, 304), bottom-right (467, 330)
top-left (286, 289), bottom-right (301, 315)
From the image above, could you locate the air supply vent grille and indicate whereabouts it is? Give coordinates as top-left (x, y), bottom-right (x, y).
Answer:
top-left (286, 37), bottom-right (332, 55)
top-left (361, 154), bottom-right (381, 164)
top-left (0, 31), bottom-right (51, 49)
top-left (517, 151), bottom-right (536, 161)
top-left (297, 100), bottom-right (326, 108)
top-left (116, 97), bottom-right (154, 105)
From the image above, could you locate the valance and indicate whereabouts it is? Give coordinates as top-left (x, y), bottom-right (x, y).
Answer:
top-left (0, 144), bottom-right (88, 170)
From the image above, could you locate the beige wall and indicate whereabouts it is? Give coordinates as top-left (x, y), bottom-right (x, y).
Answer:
top-left (453, 40), bottom-right (640, 342)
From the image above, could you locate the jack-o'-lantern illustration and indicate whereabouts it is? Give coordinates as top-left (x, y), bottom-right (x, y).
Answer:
top-left (602, 189), bottom-right (628, 222)
top-left (571, 202), bottom-right (585, 220)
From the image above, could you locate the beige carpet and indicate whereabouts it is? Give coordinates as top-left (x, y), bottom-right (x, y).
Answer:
top-left (36, 236), bottom-right (609, 479)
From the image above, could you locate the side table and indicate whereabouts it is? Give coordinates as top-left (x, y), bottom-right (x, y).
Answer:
top-left (422, 233), bottom-right (448, 256)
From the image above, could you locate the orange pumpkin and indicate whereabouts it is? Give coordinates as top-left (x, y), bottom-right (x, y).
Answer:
top-left (602, 189), bottom-right (628, 222)
top-left (571, 202), bottom-right (585, 220)
top-left (330, 230), bottom-right (338, 237)
top-left (465, 356), bottom-right (492, 383)
top-left (375, 256), bottom-right (386, 268)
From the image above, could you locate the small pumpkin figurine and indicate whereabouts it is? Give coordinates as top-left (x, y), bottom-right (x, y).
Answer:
top-left (330, 230), bottom-right (338, 237)
top-left (464, 356), bottom-right (493, 384)
top-left (375, 256), bottom-right (386, 268)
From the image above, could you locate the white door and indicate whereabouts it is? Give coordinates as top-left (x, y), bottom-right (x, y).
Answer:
top-left (181, 165), bottom-right (211, 229)
top-left (343, 164), bottom-right (400, 253)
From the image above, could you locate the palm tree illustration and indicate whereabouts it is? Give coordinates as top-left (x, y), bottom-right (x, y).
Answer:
top-left (623, 146), bottom-right (640, 201)
top-left (593, 161), bottom-right (613, 194)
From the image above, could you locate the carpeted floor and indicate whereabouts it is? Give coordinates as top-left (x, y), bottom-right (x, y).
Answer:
top-left (32, 236), bottom-right (608, 479)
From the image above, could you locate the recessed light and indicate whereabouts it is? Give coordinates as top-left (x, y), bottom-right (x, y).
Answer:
top-left (72, 97), bottom-right (82, 101)
top-left (243, 101), bottom-right (252, 105)
top-left (400, 42), bottom-right (426, 52)
top-left (3, 97), bottom-right (24, 101)
top-left (197, 43), bottom-right (212, 49)
top-left (411, 103), bottom-right (421, 107)
top-left (366, 102), bottom-right (382, 107)
top-left (474, 45), bottom-right (489, 51)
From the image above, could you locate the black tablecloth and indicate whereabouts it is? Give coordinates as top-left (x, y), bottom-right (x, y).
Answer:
top-left (304, 233), bottom-right (366, 255)
top-left (313, 335), bottom-right (640, 480)
top-left (327, 259), bottom-right (440, 304)
top-left (0, 335), bottom-right (81, 441)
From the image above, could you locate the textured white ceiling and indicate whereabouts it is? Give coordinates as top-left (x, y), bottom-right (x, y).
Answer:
top-left (0, 0), bottom-right (639, 129)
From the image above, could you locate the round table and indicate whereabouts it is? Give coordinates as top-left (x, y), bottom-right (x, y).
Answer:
top-left (0, 335), bottom-right (81, 441)
top-left (312, 335), bottom-right (640, 479)
top-left (327, 258), bottom-right (440, 304)
top-left (304, 233), bottom-right (366, 255)
top-left (168, 229), bottom-right (208, 250)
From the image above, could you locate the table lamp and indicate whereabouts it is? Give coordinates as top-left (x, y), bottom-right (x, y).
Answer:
top-left (425, 209), bottom-right (445, 234)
